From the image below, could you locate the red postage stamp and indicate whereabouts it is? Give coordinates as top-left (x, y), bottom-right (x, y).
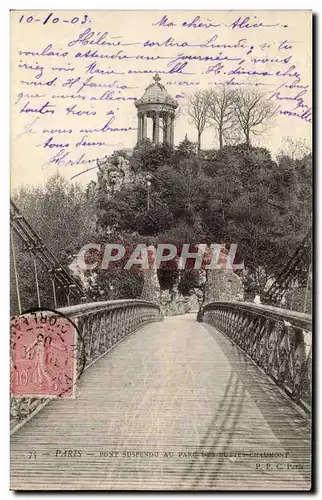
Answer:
top-left (10, 310), bottom-right (77, 398)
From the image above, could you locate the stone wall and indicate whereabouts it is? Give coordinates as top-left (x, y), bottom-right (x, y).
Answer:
top-left (160, 288), bottom-right (203, 316)
top-left (204, 269), bottom-right (244, 304)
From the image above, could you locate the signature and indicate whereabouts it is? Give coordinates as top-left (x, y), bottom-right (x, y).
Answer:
top-left (40, 148), bottom-right (99, 169)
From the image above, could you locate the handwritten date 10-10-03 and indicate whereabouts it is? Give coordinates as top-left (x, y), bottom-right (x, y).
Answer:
top-left (18, 12), bottom-right (90, 26)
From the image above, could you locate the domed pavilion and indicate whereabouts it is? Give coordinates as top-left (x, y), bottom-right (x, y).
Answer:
top-left (134, 74), bottom-right (178, 146)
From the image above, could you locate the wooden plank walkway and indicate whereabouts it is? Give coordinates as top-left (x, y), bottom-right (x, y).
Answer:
top-left (10, 314), bottom-right (311, 491)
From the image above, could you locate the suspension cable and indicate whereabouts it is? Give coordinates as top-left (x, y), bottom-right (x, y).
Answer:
top-left (10, 229), bottom-right (22, 314)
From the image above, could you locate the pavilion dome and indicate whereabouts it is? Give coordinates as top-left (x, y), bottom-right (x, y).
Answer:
top-left (135, 74), bottom-right (178, 109)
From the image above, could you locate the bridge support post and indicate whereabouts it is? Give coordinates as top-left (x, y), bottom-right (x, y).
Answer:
top-left (203, 246), bottom-right (244, 305)
top-left (141, 245), bottom-right (161, 304)
top-left (204, 269), bottom-right (244, 304)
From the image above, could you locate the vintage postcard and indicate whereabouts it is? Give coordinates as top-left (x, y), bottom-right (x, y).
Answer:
top-left (10, 10), bottom-right (312, 490)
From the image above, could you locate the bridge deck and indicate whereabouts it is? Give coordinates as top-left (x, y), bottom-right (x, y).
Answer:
top-left (11, 315), bottom-right (311, 491)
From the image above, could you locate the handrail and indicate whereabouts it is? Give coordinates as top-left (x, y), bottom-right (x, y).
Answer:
top-left (11, 299), bottom-right (163, 433)
top-left (199, 301), bottom-right (312, 412)
top-left (201, 301), bottom-right (312, 330)
top-left (59, 299), bottom-right (162, 317)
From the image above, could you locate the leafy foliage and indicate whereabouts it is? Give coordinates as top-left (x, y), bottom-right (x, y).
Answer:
top-left (11, 135), bottom-right (311, 310)
top-left (92, 140), bottom-right (312, 297)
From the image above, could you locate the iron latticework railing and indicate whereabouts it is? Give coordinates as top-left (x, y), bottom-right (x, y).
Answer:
top-left (262, 230), bottom-right (312, 308)
top-left (199, 301), bottom-right (312, 411)
top-left (10, 300), bottom-right (163, 434)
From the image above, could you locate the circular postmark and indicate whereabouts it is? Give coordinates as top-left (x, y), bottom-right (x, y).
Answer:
top-left (10, 308), bottom-right (83, 399)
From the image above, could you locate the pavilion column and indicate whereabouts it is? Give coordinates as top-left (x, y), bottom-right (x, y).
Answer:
top-left (142, 112), bottom-right (147, 139)
top-left (163, 117), bottom-right (167, 144)
top-left (154, 112), bottom-right (160, 144)
top-left (137, 114), bottom-right (142, 142)
top-left (152, 117), bottom-right (156, 141)
top-left (166, 115), bottom-right (171, 144)
top-left (170, 115), bottom-right (174, 146)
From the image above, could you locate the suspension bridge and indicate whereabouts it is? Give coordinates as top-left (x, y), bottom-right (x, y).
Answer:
top-left (10, 201), bottom-right (312, 491)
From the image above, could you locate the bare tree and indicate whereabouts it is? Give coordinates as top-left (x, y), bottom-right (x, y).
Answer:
top-left (233, 89), bottom-right (276, 146)
top-left (187, 91), bottom-right (210, 153)
top-left (206, 86), bottom-right (238, 149)
top-left (277, 136), bottom-right (311, 161)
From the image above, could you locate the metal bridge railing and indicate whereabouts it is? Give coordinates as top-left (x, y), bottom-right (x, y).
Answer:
top-left (198, 301), bottom-right (312, 411)
top-left (262, 229), bottom-right (312, 311)
top-left (10, 299), bottom-right (163, 434)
